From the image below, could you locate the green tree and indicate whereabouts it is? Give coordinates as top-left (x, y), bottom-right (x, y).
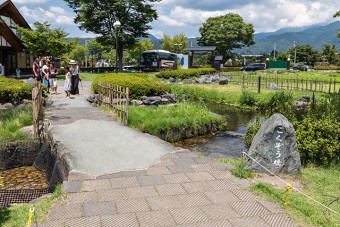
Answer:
top-left (127, 39), bottom-right (154, 65)
top-left (334, 11), bottom-right (340, 38)
top-left (64, 0), bottom-right (160, 71)
top-left (17, 21), bottom-right (76, 58)
top-left (321, 44), bottom-right (338, 64)
top-left (69, 44), bottom-right (88, 66)
top-left (198, 13), bottom-right (255, 58)
top-left (87, 39), bottom-right (104, 67)
top-left (161, 33), bottom-right (188, 53)
top-left (287, 44), bottom-right (319, 65)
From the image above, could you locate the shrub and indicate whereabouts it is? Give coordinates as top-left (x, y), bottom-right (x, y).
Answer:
top-left (262, 91), bottom-right (293, 113)
top-left (157, 68), bottom-right (216, 80)
top-left (221, 67), bottom-right (241, 72)
top-left (0, 77), bottom-right (33, 103)
top-left (239, 91), bottom-right (257, 106)
top-left (295, 115), bottom-right (340, 166)
top-left (92, 73), bottom-right (170, 99)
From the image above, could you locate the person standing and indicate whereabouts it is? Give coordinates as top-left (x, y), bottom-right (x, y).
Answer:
top-left (64, 66), bottom-right (72, 99)
top-left (69, 60), bottom-right (80, 95)
top-left (32, 57), bottom-right (42, 82)
top-left (49, 62), bottom-right (58, 94)
top-left (42, 60), bottom-right (50, 93)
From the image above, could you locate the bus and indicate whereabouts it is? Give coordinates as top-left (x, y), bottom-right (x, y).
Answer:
top-left (140, 50), bottom-right (177, 71)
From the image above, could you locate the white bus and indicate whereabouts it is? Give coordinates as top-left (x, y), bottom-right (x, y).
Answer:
top-left (140, 50), bottom-right (177, 71)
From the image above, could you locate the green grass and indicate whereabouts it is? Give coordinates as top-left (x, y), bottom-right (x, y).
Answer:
top-left (0, 106), bottom-right (33, 143)
top-left (171, 84), bottom-right (327, 106)
top-left (251, 166), bottom-right (340, 227)
top-left (0, 185), bottom-right (63, 227)
top-left (128, 102), bottom-right (227, 141)
top-left (218, 158), bottom-right (255, 178)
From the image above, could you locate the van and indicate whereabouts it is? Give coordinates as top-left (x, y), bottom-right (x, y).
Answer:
top-left (241, 63), bottom-right (266, 71)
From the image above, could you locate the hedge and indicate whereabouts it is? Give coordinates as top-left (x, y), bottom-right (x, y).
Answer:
top-left (221, 67), bottom-right (241, 72)
top-left (313, 65), bottom-right (340, 70)
top-left (156, 68), bottom-right (216, 79)
top-left (0, 77), bottom-right (33, 103)
top-left (92, 73), bottom-right (170, 99)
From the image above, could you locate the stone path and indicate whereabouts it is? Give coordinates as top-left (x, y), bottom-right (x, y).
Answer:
top-left (38, 80), bottom-right (298, 226)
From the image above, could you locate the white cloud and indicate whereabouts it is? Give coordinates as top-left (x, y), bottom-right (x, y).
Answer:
top-left (19, 6), bottom-right (74, 26)
top-left (12, 0), bottom-right (48, 4)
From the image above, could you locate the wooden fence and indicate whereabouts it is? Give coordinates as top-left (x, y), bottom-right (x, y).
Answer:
top-left (98, 82), bottom-right (129, 125)
top-left (32, 81), bottom-right (43, 138)
top-left (222, 73), bottom-right (340, 94)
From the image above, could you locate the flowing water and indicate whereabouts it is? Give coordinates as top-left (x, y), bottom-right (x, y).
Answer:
top-left (174, 102), bottom-right (257, 158)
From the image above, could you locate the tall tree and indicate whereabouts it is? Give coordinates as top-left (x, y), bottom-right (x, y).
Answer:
top-left (198, 13), bottom-right (255, 58)
top-left (63, 0), bottom-right (160, 70)
top-left (321, 44), bottom-right (338, 64)
top-left (287, 44), bottom-right (319, 65)
top-left (334, 11), bottom-right (340, 38)
top-left (127, 39), bottom-right (154, 65)
top-left (161, 33), bottom-right (188, 53)
top-left (69, 45), bottom-right (88, 66)
top-left (17, 21), bottom-right (76, 58)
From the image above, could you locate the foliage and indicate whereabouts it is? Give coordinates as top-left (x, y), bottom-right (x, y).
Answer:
top-left (126, 39), bottom-right (154, 65)
top-left (69, 44), bottom-right (88, 66)
top-left (157, 68), bottom-right (216, 79)
top-left (334, 11), bottom-right (340, 38)
top-left (244, 116), bottom-right (263, 148)
top-left (287, 44), bottom-right (319, 65)
top-left (221, 67), bottom-right (242, 72)
top-left (198, 13), bottom-right (255, 58)
top-left (313, 65), bottom-right (340, 70)
top-left (0, 106), bottom-right (33, 143)
top-left (251, 166), bottom-right (340, 227)
top-left (0, 77), bottom-right (33, 104)
top-left (161, 33), bottom-right (188, 53)
top-left (239, 91), bottom-right (257, 106)
top-left (17, 21), bottom-right (76, 58)
top-left (321, 44), bottom-right (338, 65)
top-left (262, 91), bottom-right (294, 114)
top-left (64, 0), bottom-right (160, 70)
top-left (296, 115), bottom-right (340, 166)
top-left (92, 73), bottom-right (170, 99)
top-left (218, 158), bottom-right (255, 178)
top-left (128, 103), bottom-right (227, 142)
top-left (0, 185), bottom-right (63, 227)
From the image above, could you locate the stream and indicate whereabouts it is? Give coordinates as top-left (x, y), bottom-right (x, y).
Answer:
top-left (174, 102), bottom-right (257, 158)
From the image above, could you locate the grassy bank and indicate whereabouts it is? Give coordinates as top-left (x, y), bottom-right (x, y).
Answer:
top-left (171, 84), bottom-right (324, 106)
top-left (251, 167), bottom-right (340, 227)
top-left (0, 106), bottom-right (33, 143)
top-left (0, 185), bottom-right (62, 227)
top-left (128, 102), bottom-right (227, 142)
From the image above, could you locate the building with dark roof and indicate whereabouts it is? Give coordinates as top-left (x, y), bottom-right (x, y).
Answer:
top-left (0, 0), bottom-right (32, 75)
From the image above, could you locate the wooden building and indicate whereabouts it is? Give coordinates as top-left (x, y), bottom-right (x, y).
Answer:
top-left (0, 0), bottom-right (32, 76)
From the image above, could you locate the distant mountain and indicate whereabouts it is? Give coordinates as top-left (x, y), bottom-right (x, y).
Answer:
top-left (238, 21), bottom-right (340, 54)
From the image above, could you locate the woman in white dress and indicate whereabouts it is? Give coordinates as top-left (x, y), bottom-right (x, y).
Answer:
top-left (64, 66), bottom-right (71, 99)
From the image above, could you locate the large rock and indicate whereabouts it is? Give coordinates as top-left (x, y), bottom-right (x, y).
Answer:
top-left (246, 113), bottom-right (301, 174)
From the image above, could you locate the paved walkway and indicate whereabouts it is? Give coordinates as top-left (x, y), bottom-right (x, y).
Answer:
top-left (39, 80), bottom-right (298, 226)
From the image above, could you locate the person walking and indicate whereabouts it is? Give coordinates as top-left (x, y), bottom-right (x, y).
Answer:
top-left (69, 60), bottom-right (81, 95)
top-left (64, 66), bottom-right (72, 99)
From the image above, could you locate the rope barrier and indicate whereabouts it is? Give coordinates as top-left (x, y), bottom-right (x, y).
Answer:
top-left (242, 151), bottom-right (340, 216)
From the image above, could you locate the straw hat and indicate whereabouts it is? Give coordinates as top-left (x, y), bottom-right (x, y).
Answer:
top-left (69, 60), bottom-right (77, 64)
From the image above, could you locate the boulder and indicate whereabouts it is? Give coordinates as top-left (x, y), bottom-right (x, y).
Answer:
top-left (130, 100), bottom-right (143, 106)
top-left (246, 113), bottom-right (301, 175)
top-left (218, 79), bottom-right (229, 85)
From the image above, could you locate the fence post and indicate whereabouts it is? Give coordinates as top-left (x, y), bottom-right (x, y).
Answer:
top-left (257, 76), bottom-right (261, 94)
top-left (125, 87), bottom-right (129, 125)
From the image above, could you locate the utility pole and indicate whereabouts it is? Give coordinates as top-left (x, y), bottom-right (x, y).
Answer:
top-left (274, 42), bottom-right (276, 60)
top-left (293, 41), bottom-right (297, 65)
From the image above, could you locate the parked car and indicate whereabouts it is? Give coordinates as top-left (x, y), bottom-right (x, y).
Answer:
top-left (293, 64), bottom-right (313, 71)
top-left (241, 63), bottom-right (266, 71)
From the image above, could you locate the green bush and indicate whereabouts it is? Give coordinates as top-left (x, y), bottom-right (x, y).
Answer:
top-left (0, 77), bottom-right (33, 103)
top-left (262, 91), bottom-right (294, 113)
top-left (239, 91), bottom-right (257, 106)
top-left (313, 65), bottom-right (340, 70)
top-left (156, 68), bottom-right (216, 80)
top-left (92, 73), bottom-right (170, 99)
top-left (221, 67), bottom-right (241, 72)
top-left (296, 115), bottom-right (340, 166)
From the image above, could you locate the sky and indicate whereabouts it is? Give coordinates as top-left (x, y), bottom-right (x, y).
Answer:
top-left (11, 0), bottom-right (340, 38)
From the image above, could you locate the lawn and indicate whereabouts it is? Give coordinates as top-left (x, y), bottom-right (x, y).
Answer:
top-left (251, 166), bottom-right (340, 227)
top-left (0, 185), bottom-right (62, 227)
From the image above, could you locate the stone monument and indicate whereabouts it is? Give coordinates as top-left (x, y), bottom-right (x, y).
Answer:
top-left (246, 113), bottom-right (301, 174)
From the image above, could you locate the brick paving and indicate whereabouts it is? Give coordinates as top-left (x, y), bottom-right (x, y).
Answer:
top-left (39, 150), bottom-right (298, 227)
